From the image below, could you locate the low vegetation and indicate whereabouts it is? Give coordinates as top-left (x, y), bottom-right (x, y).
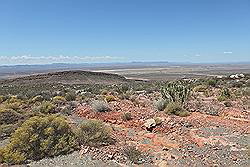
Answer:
top-left (218, 88), bottom-right (231, 101)
top-left (165, 102), bottom-right (190, 117)
top-left (161, 81), bottom-right (191, 104)
top-left (121, 112), bottom-right (132, 121)
top-left (33, 101), bottom-right (55, 114)
top-left (0, 115), bottom-right (77, 164)
top-left (154, 98), bottom-right (169, 111)
top-left (0, 108), bottom-right (23, 125)
top-left (75, 119), bottom-right (113, 147)
top-left (105, 95), bottom-right (116, 102)
top-left (123, 146), bottom-right (143, 164)
top-left (91, 100), bottom-right (110, 112)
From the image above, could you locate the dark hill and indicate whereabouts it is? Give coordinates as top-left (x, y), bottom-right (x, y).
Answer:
top-left (0, 70), bottom-right (129, 85)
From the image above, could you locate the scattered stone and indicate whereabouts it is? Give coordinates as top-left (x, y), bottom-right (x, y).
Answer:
top-left (144, 118), bottom-right (156, 131)
top-left (157, 160), bottom-right (169, 167)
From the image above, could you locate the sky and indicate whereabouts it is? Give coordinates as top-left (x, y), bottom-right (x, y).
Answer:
top-left (0, 0), bottom-right (249, 65)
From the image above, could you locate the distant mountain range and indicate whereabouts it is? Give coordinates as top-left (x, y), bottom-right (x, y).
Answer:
top-left (0, 62), bottom-right (249, 80)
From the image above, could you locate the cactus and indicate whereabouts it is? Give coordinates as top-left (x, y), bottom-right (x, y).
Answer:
top-left (161, 81), bottom-right (190, 104)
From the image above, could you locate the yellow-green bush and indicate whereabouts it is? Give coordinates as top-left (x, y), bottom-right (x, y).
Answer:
top-left (217, 95), bottom-right (227, 102)
top-left (0, 115), bottom-right (77, 164)
top-left (52, 96), bottom-right (66, 104)
top-left (33, 101), bottom-right (55, 114)
top-left (164, 102), bottom-right (190, 117)
top-left (76, 119), bottom-right (114, 147)
top-left (105, 95), bottom-right (116, 102)
top-left (193, 85), bottom-right (208, 92)
top-left (3, 97), bottom-right (24, 111)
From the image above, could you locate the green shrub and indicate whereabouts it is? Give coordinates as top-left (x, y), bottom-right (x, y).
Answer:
top-left (91, 100), bottom-right (110, 112)
top-left (164, 102), bottom-right (190, 117)
top-left (52, 96), bottom-right (66, 104)
top-left (218, 88), bottom-right (231, 101)
top-left (123, 146), bottom-right (143, 164)
top-left (217, 95), bottom-right (227, 102)
top-left (154, 98), bottom-right (169, 111)
top-left (121, 112), bottom-right (132, 121)
top-left (65, 92), bottom-right (76, 101)
top-left (105, 95), bottom-right (116, 102)
top-left (0, 109), bottom-right (23, 125)
top-left (207, 79), bottom-right (217, 87)
top-left (4, 97), bottom-right (24, 111)
top-left (118, 91), bottom-right (133, 100)
top-left (115, 84), bottom-right (130, 94)
top-left (221, 88), bottom-right (231, 98)
top-left (0, 115), bottom-right (77, 164)
top-left (76, 119), bottom-right (113, 147)
top-left (193, 85), bottom-right (208, 92)
top-left (33, 101), bottom-right (55, 114)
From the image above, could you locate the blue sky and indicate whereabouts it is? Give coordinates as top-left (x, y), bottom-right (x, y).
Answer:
top-left (0, 0), bottom-right (249, 65)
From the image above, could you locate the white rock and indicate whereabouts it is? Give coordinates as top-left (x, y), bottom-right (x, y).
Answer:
top-left (144, 118), bottom-right (156, 129)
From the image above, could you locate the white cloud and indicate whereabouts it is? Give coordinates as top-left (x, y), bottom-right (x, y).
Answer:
top-left (194, 54), bottom-right (201, 57)
top-left (223, 51), bottom-right (233, 54)
top-left (0, 55), bottom-right (124, 65)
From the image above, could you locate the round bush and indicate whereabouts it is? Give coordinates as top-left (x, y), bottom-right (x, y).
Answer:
top-left (165, 102), bottom-right (190, 117)
top-left (76, 119), bottom-right (113, 147)
top-left (0, 115), bottom-right (77, 164)
top-left (91, 100), bottom-right (110, 112)
top-left (65, 92), bottom-right (76, 101)
top-left (154, 98), bottom-right (169, 111)
top-left (33, 101), bottom-right (55, 114)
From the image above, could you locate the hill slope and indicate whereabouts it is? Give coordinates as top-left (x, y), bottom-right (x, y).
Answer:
top-left (0, 70), bottom-right (129, 85)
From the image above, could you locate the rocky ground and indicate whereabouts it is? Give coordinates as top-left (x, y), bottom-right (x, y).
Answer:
top-left (74, 90), bottom-right (250, 167)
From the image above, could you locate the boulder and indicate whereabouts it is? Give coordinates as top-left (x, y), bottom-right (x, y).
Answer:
top-left (144, 118), bottom-right (156, 131)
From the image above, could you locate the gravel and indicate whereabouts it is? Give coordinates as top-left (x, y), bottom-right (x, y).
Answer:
top-left (28, 151), bottom-right (122, 167)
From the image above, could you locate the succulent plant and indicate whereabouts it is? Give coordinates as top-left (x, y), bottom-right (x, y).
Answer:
top-left (161, 81), bottom-right (191, 104)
